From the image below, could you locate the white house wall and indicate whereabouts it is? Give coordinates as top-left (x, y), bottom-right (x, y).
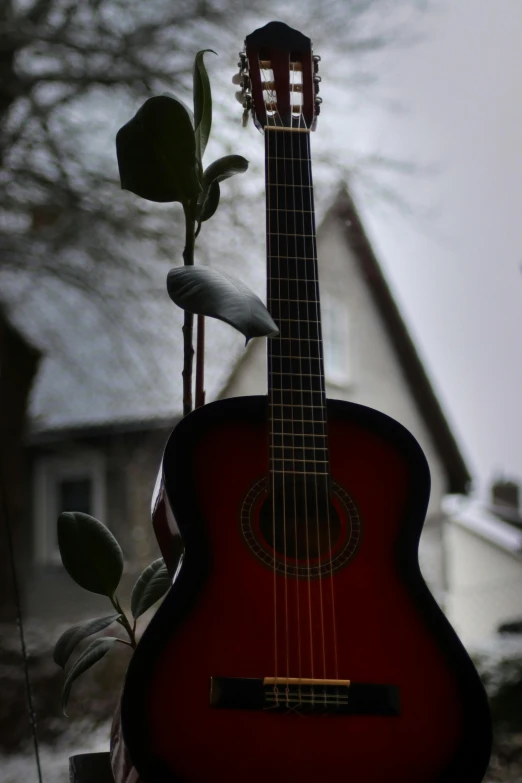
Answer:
top-left (445, 522), bottom-right (522, 645)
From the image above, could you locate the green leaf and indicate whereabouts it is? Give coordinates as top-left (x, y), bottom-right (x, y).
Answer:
top-left (202, 155), bottom-right (249, 188)
top-left (167, 267), bottom-right (279, 343)
top-left (61, 637), bottom-right (120, 715)
top-left (57, 512), bottom-right (124, 597)
top-left (193, 50), bottom-right (216, 163)
top-left (196, 155), bottom-right (248, 225)
top-left (116, 95), bottom-right (201, 204)
top-left (131, 558), bottom-right (171, 619)
top-left (198, 180), bottom-right (220, 223)
top-left (54, 614), bottom-right (120, 669)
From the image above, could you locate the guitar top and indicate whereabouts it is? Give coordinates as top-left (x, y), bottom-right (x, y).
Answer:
top-left (121, 21), bottom-right (491, 783)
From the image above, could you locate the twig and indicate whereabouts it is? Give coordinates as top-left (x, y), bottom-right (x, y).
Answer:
top-left (111, 596), bottom-right (137, 649)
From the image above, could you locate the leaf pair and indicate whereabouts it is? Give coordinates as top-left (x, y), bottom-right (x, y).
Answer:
top-left (116, 50), bottom-right (249, 216)
top-left (55, 512), bottom-right (172, 713)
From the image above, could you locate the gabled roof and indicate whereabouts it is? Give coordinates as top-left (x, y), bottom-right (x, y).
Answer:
top-left (330, 188), bottom-right (471, 494)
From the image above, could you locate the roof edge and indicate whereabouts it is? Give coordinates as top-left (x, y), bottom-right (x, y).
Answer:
top-left (329, 186), bottom-right (471, 494)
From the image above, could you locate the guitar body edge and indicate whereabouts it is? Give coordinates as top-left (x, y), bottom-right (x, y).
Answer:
top-left (121, 395), bottom-right (491, 783)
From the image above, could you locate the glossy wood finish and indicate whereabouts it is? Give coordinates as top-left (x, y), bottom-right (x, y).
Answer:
top-left (121, 396), bottom-right (491, 783)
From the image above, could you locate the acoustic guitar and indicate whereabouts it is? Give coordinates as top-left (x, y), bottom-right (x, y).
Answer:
top-left (121, 21), bottom-right (491, 783)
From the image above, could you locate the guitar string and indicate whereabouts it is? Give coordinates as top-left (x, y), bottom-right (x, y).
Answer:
top-left (289, 60), bottom-right (303, 703)
top-left (296, 90), bottom-right (327, 698)
top-left (277, 81), bottom-right (291, 706)
top-left (302, 79), bottom-right (341, 689)
top-left (265, 65), bottom-right (290, 703)
top-left (264, 61), bottom-right (279, 706)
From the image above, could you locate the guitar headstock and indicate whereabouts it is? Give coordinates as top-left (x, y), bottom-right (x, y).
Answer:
top-left (235, 21), bottom-right (321, 131)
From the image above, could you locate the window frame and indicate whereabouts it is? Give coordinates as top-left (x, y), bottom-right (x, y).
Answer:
top-left (33, 451), bottom-right (106, 565)
top-left (321, 291), bottom-right (353, 388)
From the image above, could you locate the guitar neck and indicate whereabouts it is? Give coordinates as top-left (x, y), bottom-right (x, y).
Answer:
top-left (265, 128), bottom-right (329, 477)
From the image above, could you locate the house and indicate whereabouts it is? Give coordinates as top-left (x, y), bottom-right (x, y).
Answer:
top-left (8, 188), bottom-right (470, 625)
top-left (443, 479), bottom-right (522, 647)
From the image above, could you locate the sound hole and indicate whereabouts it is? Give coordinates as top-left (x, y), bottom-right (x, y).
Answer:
top-left (240, 477), bottom-right (362, 579)
top-left (258, 476), bottom-right (341, 561)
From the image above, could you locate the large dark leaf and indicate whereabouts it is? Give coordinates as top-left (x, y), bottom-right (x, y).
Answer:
top-left (57, 512), bottom-right (123, 597)
top-left (167, 267), bottom-right (279, 342)
top-left (131, 558), bottom-right (171, 619)
top-left (193, 50), bottom-right (216, 163)
top-left (54, 614), bottom-right (120, 669)
top-left (202, 155), bottom-right (249, 188)
top-left (61, 637), bottom-right (120, 715)
top-left (116, 95), bottom-right (201, 204)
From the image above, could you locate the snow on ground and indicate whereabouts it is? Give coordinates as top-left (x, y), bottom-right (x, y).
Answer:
top-left (0, 720), bottom-right (111, 783)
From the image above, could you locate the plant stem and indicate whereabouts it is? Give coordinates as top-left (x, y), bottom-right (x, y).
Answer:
top-left (112, 595), bottom-right (137, 649)
top-left (195, 314), bottom-right (205, 408)
top-left (182, 205), bottom-right (196, 416)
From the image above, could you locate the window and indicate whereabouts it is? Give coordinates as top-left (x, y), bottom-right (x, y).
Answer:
top-left (33, 452), bottom-right (106, 565)
top-left (321, 292), bottom-right (352, 387)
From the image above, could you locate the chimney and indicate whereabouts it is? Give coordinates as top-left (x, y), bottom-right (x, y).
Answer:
top-left (491, 479), bottom-right (520, 512)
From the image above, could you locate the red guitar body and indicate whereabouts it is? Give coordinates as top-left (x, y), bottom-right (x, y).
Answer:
top-left (121, 396), bottom-right (491, 783)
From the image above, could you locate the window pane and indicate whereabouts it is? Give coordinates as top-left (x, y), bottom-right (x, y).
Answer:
top-left (58, 478), bottom-right (92, 515)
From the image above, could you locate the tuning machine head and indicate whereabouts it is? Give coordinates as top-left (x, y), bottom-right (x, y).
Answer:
top-left (312, 53), bottom-right (321, 119)
top-left (233, 50), bottom-right (253, 126)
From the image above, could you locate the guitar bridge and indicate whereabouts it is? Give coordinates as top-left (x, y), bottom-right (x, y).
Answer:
top-left (209, 676), bottom-right (400, 715)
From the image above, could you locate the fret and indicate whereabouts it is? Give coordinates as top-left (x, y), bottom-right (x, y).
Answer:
top-left (272, 336), bottom-right (322, 342)
top-left (271, 444), bottom-right (329, 451)
top-left (273, 331), bottom-right (322, 343)
top-left (268, 279), bottom-right (318, 300)
top-left (271, 405), bottom-right (325, 421)
top-left (271, 433), bottom-right (328, 447)
top-left (271, 449), bottom-right (329, 464)
top-left (269, 300), bottom-right (319, 305)
top-left (268, 156), bottom-right (315, 162)
top-left (268, 208), bottom-right (314, 213)
top-left (272, 422), bottom-right (327, 438)
top-left (272, 418), bottom-right (327, 426)
top-left (270, 469), bottom-right (329, 476)
top-left (266, 235), bottom-right (316, 259)
top-left (267, 182), bottom-right (313, 188)
top-left (271, 457), bottom-right (329, 464)
top-left (277, 318), bottom-right (321, 323)
top-left (270, 356), bottom-right (323, 376)
top-left (268, 253), bottom-right (318, 278)
top-left (270, 342), bottom-right (322, 360)
top-left (266, 186), bottom-right (313, 212)
top-left (269, 375), bottom-right (323, 393)
top-left (268, 213), bottom-right (315, 236)
top-left (271, 371), bottom-right (325, 378)
top-left (267, 157), bottom-right (312, 182)
top-left (269, 232), bottom-right (315, 238)
top-left (271, 389), bottom-right (323, 404)
top-left (270, 302), bottom-right (320, 322)
top-left (265, 130), bottom-right (311, 155)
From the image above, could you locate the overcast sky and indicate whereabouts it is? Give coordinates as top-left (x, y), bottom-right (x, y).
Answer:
top-left (335, 0), bottom-right (522, 497)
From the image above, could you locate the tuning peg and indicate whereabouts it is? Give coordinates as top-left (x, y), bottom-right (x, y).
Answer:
top-left (232, 72), bottom-right (242, 85)
top-left (235, 90), bottom-right (246, 104)
top-left (313, 54), bottom-right (321, 74)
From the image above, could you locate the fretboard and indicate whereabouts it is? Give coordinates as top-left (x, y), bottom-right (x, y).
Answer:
top-left (265, 128), bottom-right (328, 477)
